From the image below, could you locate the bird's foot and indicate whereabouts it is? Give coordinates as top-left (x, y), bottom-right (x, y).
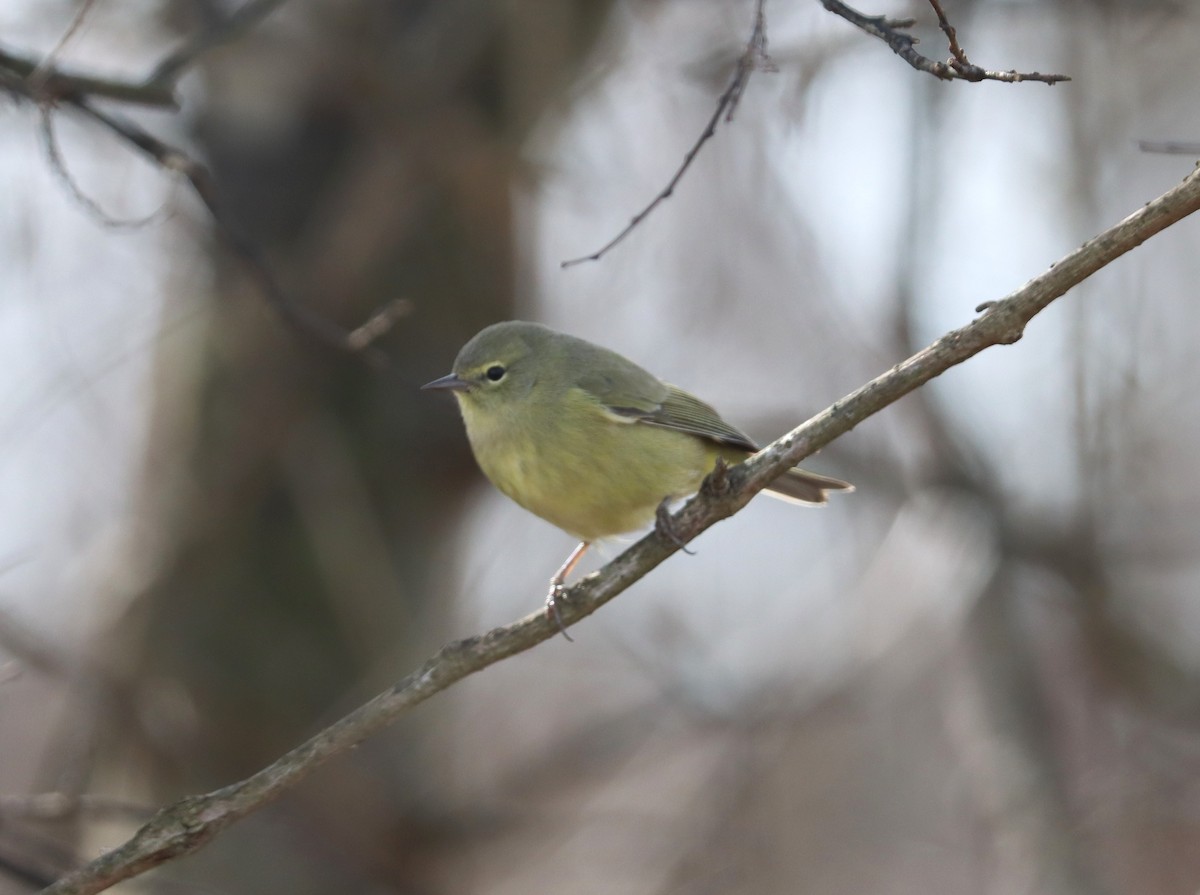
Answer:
top-left (655, 498), bottom-right (696, 555)
top-left (545, 580), bottom-right (575, 643)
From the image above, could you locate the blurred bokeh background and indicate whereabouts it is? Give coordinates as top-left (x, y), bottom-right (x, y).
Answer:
top-left (2, 0), bottom-right (1200, 892)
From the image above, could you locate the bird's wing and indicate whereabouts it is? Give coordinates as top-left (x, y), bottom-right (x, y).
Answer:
top-left (575, 346), bottom-right (670, 416)
top-left (643, 385), bottom-right (760, 451)
top-left (570, 342), bottom-right (759, 452)
top-left (600, 383), bottom-right (760, 453)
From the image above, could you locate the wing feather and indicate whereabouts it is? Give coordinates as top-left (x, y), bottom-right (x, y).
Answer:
top-left (608, 384), bottom-right (759, 452)
top-left (567, 339), bottom-right (757, 451)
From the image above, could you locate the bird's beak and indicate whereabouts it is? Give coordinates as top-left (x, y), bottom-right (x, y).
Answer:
top-left (421, 373), bottom-right (471, 392)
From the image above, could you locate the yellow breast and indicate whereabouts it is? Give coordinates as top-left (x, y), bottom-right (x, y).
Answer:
top-left (459, 389), bottom-right (717, 541)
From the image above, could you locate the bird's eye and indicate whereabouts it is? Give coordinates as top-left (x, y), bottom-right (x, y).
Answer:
top-left (485, 364), bottom-right (506, 382)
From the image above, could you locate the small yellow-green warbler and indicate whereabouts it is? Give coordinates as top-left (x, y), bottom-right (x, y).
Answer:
top-left (424, 321), bottom-right (852, 631)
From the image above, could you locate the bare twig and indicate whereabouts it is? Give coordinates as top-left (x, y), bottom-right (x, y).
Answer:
top-left (20, 3), bottom-right (170, 231)
top-left (27, 0), bottom-right (101, 90)
top-left (346, 299), bottom-right (415, 351)
top-left (40, 162), bottom-right (1200, 895)
top-left (39, 108), bottom-right (166, 230)
top-left (1, 2), bottom-right (395, 360)
top-left (0, 45), bottom-right (176, 108)
top-left (3, 68), bottom-right (399, 362)
top-left (561, 0), bottom-right (1066, 268)
top-left (926, 0), bottom-right (969, 69)
top-left (561, 0), bottom-right (773, 267)
top-left (0, 0), bottom-right (292, 106)
top-left (1139, 140), bottom-right (1200, 155)
top-left (819, 0), bottom-right (1070, 84)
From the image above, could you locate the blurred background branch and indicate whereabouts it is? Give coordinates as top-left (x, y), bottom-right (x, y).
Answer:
top-left (3, 1), bottom-right (1200, 895)
top-left (40, 158), bottom-right (1200, 895)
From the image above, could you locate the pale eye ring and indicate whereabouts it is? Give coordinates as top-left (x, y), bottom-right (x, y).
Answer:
top-left (485, 364), bottom-right (506, 382)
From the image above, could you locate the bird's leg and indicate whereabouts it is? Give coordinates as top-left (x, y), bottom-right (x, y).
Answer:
top-left (546, 541), bottom-right (589, 642)
top-left (655, 498), bottom-right (696, 555)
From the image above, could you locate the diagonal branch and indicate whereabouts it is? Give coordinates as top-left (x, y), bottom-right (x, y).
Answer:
top-left (561, 0), bottom-right (773, 267)
top-left (820, 0), bottom-right (1070, 84)
top-left (0, 0), bottom-right (293, 108)
top-left (0, 45), bottom-right (176, 108)
top-left (40, 162), bottom-right (1200, 895)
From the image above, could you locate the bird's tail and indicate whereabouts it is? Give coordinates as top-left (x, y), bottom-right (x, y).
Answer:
top-left (764, 467), bottom-right (854, 506)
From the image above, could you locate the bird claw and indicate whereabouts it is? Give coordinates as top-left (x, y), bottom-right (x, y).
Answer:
top-left (545, 581), bottom-right (575, 642)
top-left (655, 498), bottom-right (696, 555)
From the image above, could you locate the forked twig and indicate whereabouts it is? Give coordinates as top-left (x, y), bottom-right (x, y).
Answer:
top-left (926, 0), bottom-right (969, 68)
top-left (820, 0), bottom-right (1070, 84)
top-left (562, 0), bottom-right (1067, 268)
top-left (0, 0), bottom-right (402, 360)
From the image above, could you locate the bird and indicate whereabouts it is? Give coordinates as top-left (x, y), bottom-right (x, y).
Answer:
top-left (423, 321), bottom-right (852, 634)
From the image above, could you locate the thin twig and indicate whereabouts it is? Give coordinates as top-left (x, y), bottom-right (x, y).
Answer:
top-left (819, 0), bottom-right (1070, 84)
top-left (39, 108), bottom-right (167, 230)
top-left (926, 0), bottom-right (969, 68)
top-left (0, 45), bottom-right (176, 108)
top-left (27, 0), bottom-right (101, 90)
top-left (561, 0), bottom-right (772, 267)
top-left (1139, 140), bottom-right (1200, 155)
top-left (40, 161), bottom-right (1200, 895)
top-left (0, 5), bottom-right (364, 363)
top-left (4, 65), bottom-right (400, 362)
top-left (561, 0), bottom-right (1066, 269)
top-left (346, 299), bottom-right (415, 351)
top-left (0, 0), bottom-right (292, 106)
top-left (728, 0), bottom-right (776, 116)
